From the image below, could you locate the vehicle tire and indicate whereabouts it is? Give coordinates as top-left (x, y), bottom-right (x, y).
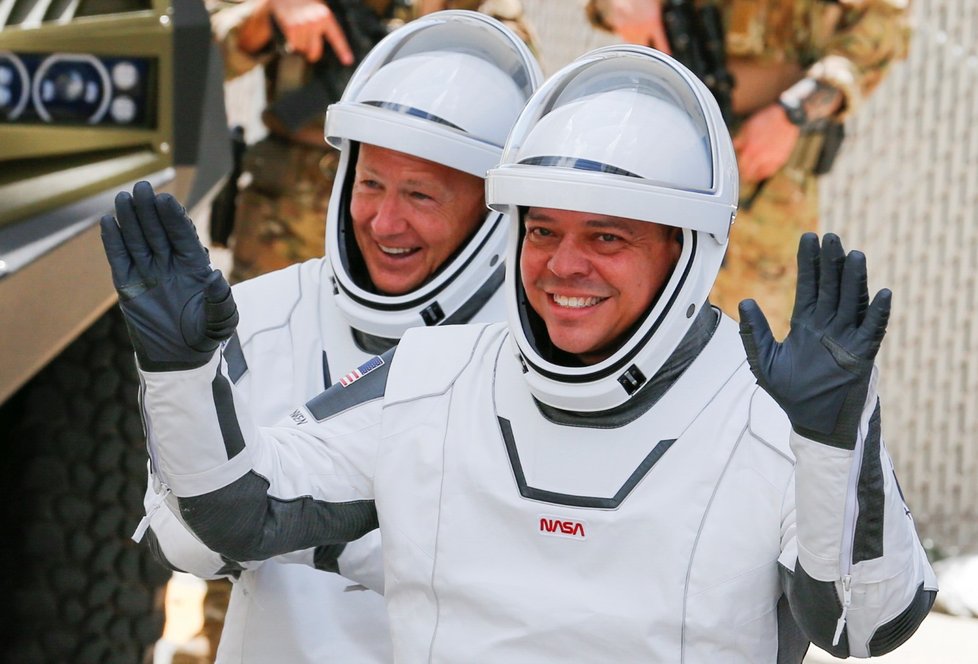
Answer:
top-left (0, 307), bottom-right (169, 664)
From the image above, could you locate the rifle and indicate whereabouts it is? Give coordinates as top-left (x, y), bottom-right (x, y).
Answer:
top-left (209, 125), bottom-right (247, 248)
top-left (661, 0), bottom-right (734, 126)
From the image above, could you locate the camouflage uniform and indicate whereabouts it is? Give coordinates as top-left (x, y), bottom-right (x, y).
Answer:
top-left (228, 136), bottom-right (339, 282)
top-left (587, 0), bottom-right (910, 337)
top-left (709, 0), bottom-right (911, 336)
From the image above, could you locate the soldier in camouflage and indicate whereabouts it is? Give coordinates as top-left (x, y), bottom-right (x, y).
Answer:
top-left (208, 0), bottom-right (365, 283)
top-left (586, 0), bottom-right (911, 337)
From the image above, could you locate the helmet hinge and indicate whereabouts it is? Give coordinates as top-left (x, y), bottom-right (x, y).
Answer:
top-left (421, 302), bottom-right (445, 326)
top-left (618, 365), bottom-right (647, 395)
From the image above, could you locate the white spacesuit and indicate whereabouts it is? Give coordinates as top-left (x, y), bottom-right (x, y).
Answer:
top-left (134, 11), bottom-right (542, 663)
top-left (117, 46), bottom-right (936, 663)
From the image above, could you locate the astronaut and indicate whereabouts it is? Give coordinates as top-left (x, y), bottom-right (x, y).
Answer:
top-left (107, 45), bottom-right (936, 661)
top-left (132, 11), bottom-right (541, 663)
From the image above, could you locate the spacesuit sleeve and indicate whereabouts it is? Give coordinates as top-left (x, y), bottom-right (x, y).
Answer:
top-left (805, 0), bottom-right (912, 118)
top-left (136, 471), bottom-right (243, 579)
top-left (272, 530), bottom-right (387, 595)
top-left (778, 368), bottom-right (937, 658)
top-left (137, 346), bottom-right (394, 565)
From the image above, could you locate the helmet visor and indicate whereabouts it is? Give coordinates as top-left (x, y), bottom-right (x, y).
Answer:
top-left (488, 46), bottom-right (735, 238)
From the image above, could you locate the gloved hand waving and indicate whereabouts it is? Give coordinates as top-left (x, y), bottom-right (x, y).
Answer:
top-left (99, 181), bottom-right (238, 371)
top-left (738, 233), bottom-right (890, 449)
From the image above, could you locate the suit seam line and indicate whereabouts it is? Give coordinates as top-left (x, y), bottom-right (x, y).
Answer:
top-left (680, 419), bottom-right (750, 663)
top-left (312, 395), bottom-right (385, 424)
top-left (236, 268), bottom-right (306, 352)
top-left (426, 384), bottom-right (455, 664)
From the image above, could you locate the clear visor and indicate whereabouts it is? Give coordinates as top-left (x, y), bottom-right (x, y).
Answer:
top-left (326, 10), bottom-right (540, 174)
top-left (501, 47), bottom-right (715, 181)
top-left (487, 46), bottom-right (735, 238)
top-left (343, 10), bottom-right (537, 110)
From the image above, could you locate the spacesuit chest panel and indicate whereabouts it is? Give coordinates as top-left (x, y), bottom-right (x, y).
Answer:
top-left (317, 268), bottom-right (378, 384)
top-left (231, 260), bottom-right (357, 420)
top-left (379, 323), bottom-right (789, 661)
top-left (492, 319), bottom-right (750, 504)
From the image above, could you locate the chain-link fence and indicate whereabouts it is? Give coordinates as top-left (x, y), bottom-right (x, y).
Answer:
top-left (521, 0), bottom-right (978, 555)
top-left (822, 0), bottom-right (978, 556)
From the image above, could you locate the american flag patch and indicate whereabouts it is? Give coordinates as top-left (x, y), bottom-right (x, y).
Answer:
top-left (339, 356), bottom-right (385, 387)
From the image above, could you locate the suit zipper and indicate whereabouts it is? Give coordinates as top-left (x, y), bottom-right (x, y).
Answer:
top-left (832, 421), bottom-right (866, 646)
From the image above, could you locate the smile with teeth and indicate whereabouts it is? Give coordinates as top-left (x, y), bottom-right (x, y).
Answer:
top-left (552, 294), bottom-right (606, 308)
top-left (379, 244), bottom-right (418, 256)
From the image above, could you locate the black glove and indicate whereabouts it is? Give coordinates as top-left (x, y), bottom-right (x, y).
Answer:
top-left (100, 181), bottom-right (238, 371)
top-left (738, 233), bottom-right (890, 449)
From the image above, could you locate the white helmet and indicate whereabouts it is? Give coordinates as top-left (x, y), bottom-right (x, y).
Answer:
top-left (486, 45), bottom-right (738, 412)
top-left (324, 10), bottom-right (543, 339)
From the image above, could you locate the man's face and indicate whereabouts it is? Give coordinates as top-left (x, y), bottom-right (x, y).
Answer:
top-left (520, 207), bottom-right (682, 365)
top-left (350, 144), bottom-right (486, 295)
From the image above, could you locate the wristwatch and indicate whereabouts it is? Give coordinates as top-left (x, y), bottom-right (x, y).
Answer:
top-left (778, 77), bottom-right (820, 128)
top-left (777, 96), bottom-right (808, 127)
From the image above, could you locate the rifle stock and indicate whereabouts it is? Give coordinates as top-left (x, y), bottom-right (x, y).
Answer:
top-left (662, 0), bottom-right (734, 125)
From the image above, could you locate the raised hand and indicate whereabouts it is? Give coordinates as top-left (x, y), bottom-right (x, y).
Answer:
top-left (99, 181), bottom-right (238, 371)
top-left (738, 233), bottom-right (890, 449)
top-left (733, 103), bottom-right (801, 183)
top-left (271, 0), bottom-right (352, 65)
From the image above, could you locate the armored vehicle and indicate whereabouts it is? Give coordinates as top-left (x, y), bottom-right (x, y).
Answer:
top-left (0, 0), bottom-right (229, 660)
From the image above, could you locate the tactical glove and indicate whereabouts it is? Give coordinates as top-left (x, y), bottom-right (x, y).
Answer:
top-left (738, 233), bottom-right (890, 449)
top-left (100, 181), bottom-right (238, 372)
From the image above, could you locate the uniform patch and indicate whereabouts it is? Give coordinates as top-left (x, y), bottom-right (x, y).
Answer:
top-left (538, 514), bottom-right (587, 540)
top-left (339, 356), bottom-right (385, 387)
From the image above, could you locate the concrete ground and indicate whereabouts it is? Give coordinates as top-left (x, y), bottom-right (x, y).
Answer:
top-left (154, 573), bottom-right (209, 664)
